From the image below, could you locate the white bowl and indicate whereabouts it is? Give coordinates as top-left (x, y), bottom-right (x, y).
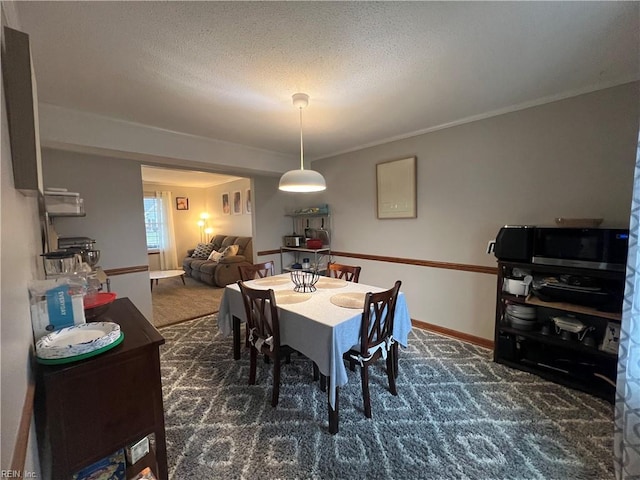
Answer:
top-left (504, 278), bottom-right (530, 296)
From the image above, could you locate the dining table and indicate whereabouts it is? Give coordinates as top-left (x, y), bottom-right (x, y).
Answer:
top-left (217, 273), bottom-right (412, 434)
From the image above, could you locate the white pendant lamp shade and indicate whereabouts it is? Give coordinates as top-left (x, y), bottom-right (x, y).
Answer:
top-left (279, 168), bottom-right (326, 192)
top-left (279, 93), bottom-right (327, 193)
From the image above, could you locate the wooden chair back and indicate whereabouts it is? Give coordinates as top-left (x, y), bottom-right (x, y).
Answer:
top-left (344, 280), bottom-right (402, 418)
top-left (238, 280), bottom-right (292, 407)
top-left (327, 262), bottom-right (361, 283)
top-left (238, 261), bottom-right (275, 281)
top-left (358, 280), bottom-right (401, 356)
top-left (237, 281), bottom-right (280, 351)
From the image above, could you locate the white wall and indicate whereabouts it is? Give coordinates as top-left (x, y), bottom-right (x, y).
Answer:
top-left (306, 82), bottom-right (639, 340)
top-left (25, 83), bottom-right (639, 347)
top-left (41, 149), bottom-right (153, 320)
top-left (142, 182), bottom-right (205, 262)
top-left (1, 12), bottom-right (42, 474)
top-left (38, 103), bottom-right (298, 177)
top-left (252, 175), bottom-right (297, 266)
top-left (205, 178), bottom-right (252, 238)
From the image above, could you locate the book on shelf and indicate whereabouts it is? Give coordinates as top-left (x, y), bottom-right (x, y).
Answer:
top-left (132, 467), bottom-right (157, 480)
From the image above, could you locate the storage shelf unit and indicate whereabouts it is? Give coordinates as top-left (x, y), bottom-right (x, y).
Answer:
top-left (280, 246), bottom-right (331, 273)
top-left (282, 208), bottom-right (331, 273)
top-left (285, 209), bottom-right (330, 241)
top-left (43, 189), bottom-right (86, 253)
top-left (520, 294), bottom-right (621, 321)
top-left (494, 260), bottom-right (624, 402)
top-left (35, 298), bottom-right (168, 479)
top-left (44, 190), bottom-right (85, 216)
top-left (285, 212), bottom-right (329, 218)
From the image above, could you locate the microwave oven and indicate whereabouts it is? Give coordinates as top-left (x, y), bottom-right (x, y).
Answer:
top-left (495, 226), bottom-right (629, 271)
top-left (532, 227), bottom-right (629, 271)
top-left (283, 235), bottom-right (304, 247)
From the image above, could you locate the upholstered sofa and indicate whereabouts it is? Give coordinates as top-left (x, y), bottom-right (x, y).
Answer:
top-left (182, 235), bottom-right (253, 287)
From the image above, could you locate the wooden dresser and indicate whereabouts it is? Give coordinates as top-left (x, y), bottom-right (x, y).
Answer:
top-left (35, 298), bottom-right (168, 479)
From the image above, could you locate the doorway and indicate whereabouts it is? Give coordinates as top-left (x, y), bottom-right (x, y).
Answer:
top-left (141, 165), bottom-right (252, 327)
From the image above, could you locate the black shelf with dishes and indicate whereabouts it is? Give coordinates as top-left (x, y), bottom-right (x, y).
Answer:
top-left (492, 225), bottom-right (628, 403)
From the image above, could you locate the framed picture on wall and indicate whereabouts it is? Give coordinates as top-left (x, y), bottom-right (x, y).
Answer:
top-left (222, 192), bottom-right (230, 215)
top-left (376, 156), bottom-right (417, 219)
top-left (232, 190), bottom-right (242, 215)
top-left (176, 197), bottom-right (189, 210)
top-left (245, 188), bottom-right (251, 214)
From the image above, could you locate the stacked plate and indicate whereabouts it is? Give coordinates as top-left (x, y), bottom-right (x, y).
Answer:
top-left (36, 322), bottom-right (124, 365)
top-left (506, 304), bottom-right (537, 330)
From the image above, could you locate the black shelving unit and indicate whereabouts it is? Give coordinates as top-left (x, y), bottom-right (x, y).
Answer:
top-left (494, 260), bottom-right (623, 402)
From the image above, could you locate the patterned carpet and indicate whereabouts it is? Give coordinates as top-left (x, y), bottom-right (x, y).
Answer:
top-left (159, 315), bottom-right (615, 480)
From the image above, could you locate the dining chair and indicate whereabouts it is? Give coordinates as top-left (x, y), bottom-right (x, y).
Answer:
top-left (342, 280), bottom-right (402, 418)
top-left (238, 261), bottom-right (276, 349)
top-left (322, 262), bottom-right (364, 386)
top-left (238, 261), bottom-right (275, 281)
top-left (326, 262), bottom-right (362, 283)
top-left (237, 280), bottom-right (296, 407)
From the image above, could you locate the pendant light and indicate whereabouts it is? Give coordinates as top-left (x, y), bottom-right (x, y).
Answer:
top-left (279, 93), bottom-right (327, 192)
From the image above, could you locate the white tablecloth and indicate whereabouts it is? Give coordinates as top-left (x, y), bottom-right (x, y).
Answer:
top-left (218, 274), bottom-right (412, 408)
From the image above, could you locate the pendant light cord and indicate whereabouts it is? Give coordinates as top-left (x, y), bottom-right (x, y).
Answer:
top-left (299, 106), bottom-right (305, 170)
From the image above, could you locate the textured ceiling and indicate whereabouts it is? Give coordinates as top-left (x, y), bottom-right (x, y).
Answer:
top-left (12, 1), bottom-right (640, 160)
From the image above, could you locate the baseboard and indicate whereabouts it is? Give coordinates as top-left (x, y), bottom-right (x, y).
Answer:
top-left (11, 378), bottom-right (35, 474)
top-left (412, 319), bottom-right (494, 350)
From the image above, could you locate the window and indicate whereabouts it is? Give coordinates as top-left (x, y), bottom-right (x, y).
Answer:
top-left (143, 191), bottom-right (179, 269)
top-left (144, 195), bottom-right (163, 251)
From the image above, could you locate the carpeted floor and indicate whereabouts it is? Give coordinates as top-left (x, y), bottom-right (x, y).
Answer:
top-left (151, 276), bottom-right (224, 328)
top-left (159, 315), bottom-right (615, 480)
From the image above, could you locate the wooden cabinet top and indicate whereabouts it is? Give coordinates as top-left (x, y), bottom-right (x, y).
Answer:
top-left (37, 297), bottom-right (164, 376)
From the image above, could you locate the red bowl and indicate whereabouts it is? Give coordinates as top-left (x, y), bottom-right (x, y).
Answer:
top-left (84, 292), bottom-right (117, 320)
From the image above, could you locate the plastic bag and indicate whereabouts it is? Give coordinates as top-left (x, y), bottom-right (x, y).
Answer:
top-left (29, 274), bottom-right (87, 341)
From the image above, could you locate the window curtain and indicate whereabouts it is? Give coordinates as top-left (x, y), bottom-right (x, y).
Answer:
top-left (155, 191), bottom-right (178, 270)
top-left (615, 133), bottom-right (640, 479)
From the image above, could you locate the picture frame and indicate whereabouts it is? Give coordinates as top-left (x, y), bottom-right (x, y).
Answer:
top-left (245, 188), bottom-right (252, 214)
top-left (221, 192), bottom-right (230, 215)
top-left (376, 156), bottom-right (416, 219)
top-left (232, 190), bottom-right (242, 215)
top-left (176, 196), bottom-right (189, 211)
